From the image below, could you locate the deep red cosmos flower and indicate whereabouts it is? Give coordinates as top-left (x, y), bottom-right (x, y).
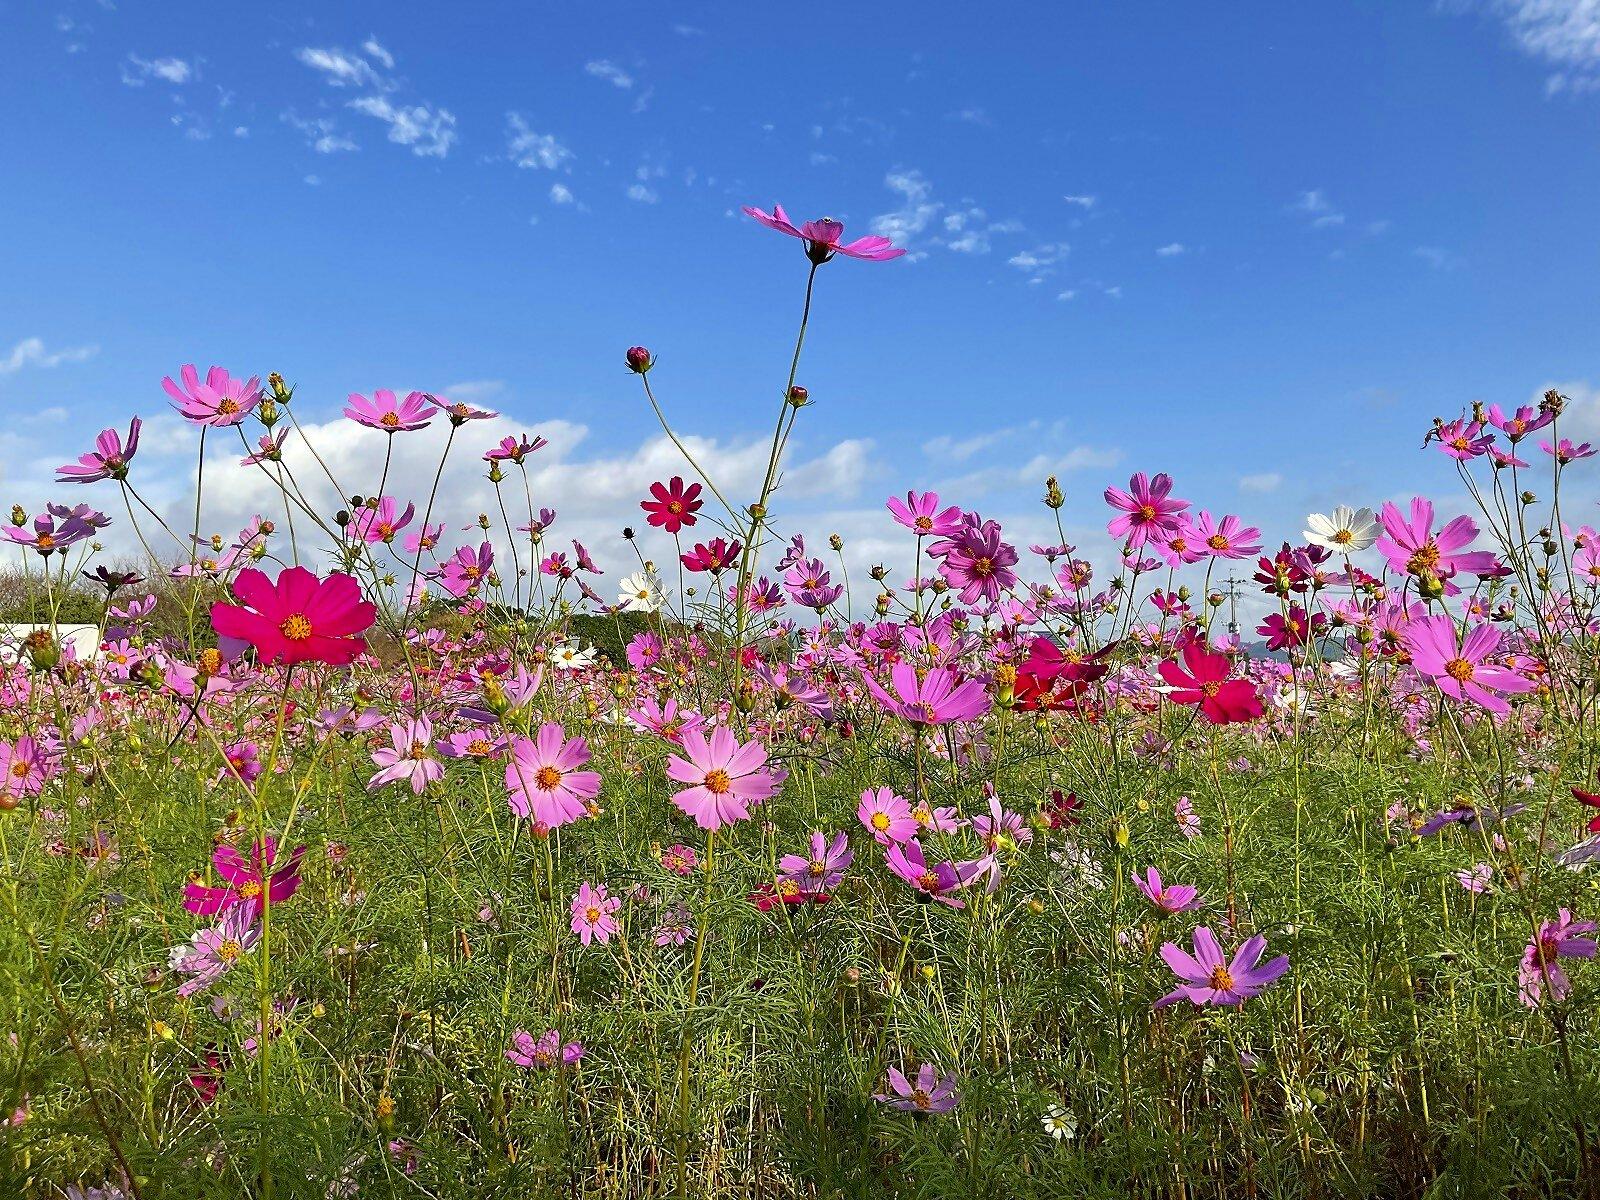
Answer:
top-left (1012, 636), bottom-right (1113, 712)
top-left (680, 537), bottom-right (741, 574)
top-left (1572, 777), bottom-right (1600, 834)
top-left (641, 476), bottom-right (703, 535)
top-left (1158, 637), bottom-right (1262, 725)
top-left (211, 566), bottom-right (377, 667)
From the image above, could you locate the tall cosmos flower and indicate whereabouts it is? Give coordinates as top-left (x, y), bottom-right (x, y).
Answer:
top-left (1158, 639), bottom-right (1262, 725)
top-left (369, 717), bottom-right (444, 794)
top-left (665, 725), bottom-right (784, 831)
top-left (779, 831), bottom-right (853, 894)
top-left (163, 365), bottom-right (262, 428)
top-left (349, 497), bottom-right (416, 546)
top-left (1374, 499), bottom-right (1499, 591)
top-left (886, 490), bottom-right (964, 537)
top-left (505, 723), bottom-right (601, 829)
top-left (884, 839), bottom-right (987, 908)
top-left (1518, 909), bottom-right (1597, 1007)
top-left (210, 566), bottom-right (376, 667)
top-left (1132, 867), bottom-right (1202, 915)
top-left (1402, 614), bottom-right (1535, 716)
top-left (743, 204), bottom-right (906, 262)
top-left (640, 477), bottom-right (703, 534)
top-left (170, 905), bottom-right (261, 997)
top-left (862, 662), bottom-right (991, 726)
top-left (1189, 511), bottom-right (1262, 560)
top-left (858, 788), bottom-right (920, 845)
top-left (1104, 472), bottom-right (1189, 549)
top-left (1303, 506), bottom-right (1378, 553)
top-left (57, 418), bottom-right (142, 484)
top-left (184, 838), bottom-right (305, 917)
top-left (875, 1063), bottom-right (960, 1113)
top-left (344, 389), bottom-right (437, 432)
top-left (1155, 927), bottom-right (1288, 1008)
top-left (0, 737), bottom-right (53, 808)
top-left (936, 521), bottom-right (1019, 604)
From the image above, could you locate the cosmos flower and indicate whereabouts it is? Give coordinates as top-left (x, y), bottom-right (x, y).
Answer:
top-left (680, 538), bottom-right (741, 574)
top-left (886, 490), bottom-right (964, 537)
top-left (1402, 614), bottom-right (1535, 716)
top-left (435, 542), bottom-right (494, 598)
top-left (1303, 506), bottom-right (1378, 553)
top-left (170, 905), bottom-right (261, 997)
top-left (641, 477), bottom-right (703, 534)
top-left (570, 882), bottom-right (621, 946)
top-left (1375, 499), bottom-right (1499, 592)
top-left (883, 839), bottom-right (987, 908)
top-left (57, 418), bottom-right (142, 484)
top-left (184, 838), bottom-right (305, 917)
top-left (0, 737), bottom-right (54, 807)
top-left (617, 570), bottom-right (665, 613)
top-left (1188, 511), bottom-right (1262, 560)
top-left (1132, 866), bottom-right (1202, 915)
top-left (1158, 639), bottom-right (1262, 725)
top-left (857, 787), bottom-right (920, 846)
top-left (506, 1029), bottom-right (585, 1069)
top-left (665, 725), bottom-right (784, 831)
top-left (163, 365), bottom-right (262, 427)
top-left (743, 203), bottom-right (906, 262)
top-left (874, 1063), bottom-right (960, 1113)
top-left (1435, 417), bottom-right (1493, 460)
top-left (210, 566), bottom-right (376, 667)
top-left (862, 662), bottom-right (991, 726)
top-left (484, 434), bottom-right (549, 463)
top-left (1156, 927), bottom-right (1289, 1008)
top-left (343, 389), bottom-right (437, 432)
top-left (779, 831), bottom-right (854, 894)
top-left (369, 717), bottom-right (444, 794)
top-left (349, 497), bottom-right (416, 546)
top-left (1104, 472), bottom-right (1189, 549)
top-left (1518, 909), bottom-right (1597, 1007)
top-left (505, 723), bottom-right (600, 829)
top-left (936, 520), bottom-right (1019, 605)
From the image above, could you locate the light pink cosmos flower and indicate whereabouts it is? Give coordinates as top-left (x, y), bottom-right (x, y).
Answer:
top-left (170, 905), bottom-right (261, 997)
top-left (349, 497), bottom-right (416, 546)
top-left (1518, 909), bottom-right (1597, 1007)
top-left (862, 662), bottom-right (990, 726)
top-left (883, 839), bottom-right (987, 908)
top-left (665, 725), bottom-right (784, 831)
top-left (505, 723), bottom-right (600, 830)
top-left (0, 736), bottom-right (54, 805)
top-left (779, 831), bottom-right (853, 894)
top-left (626, 697), bottom-right (706, 746)
top-left (434, 542), bottom-right (494, 598)
top-left (1374, 499), bottom-right (1499, 593)
top-left (506, 1028), bottom-right (584, 1068)
top-left (570, 882), bottom-right (621, 946)
top-left (163, 365), bottom-right (262, 428)
top-left (344, 389), bottom-right (437, 432)
top-left (369, 717), bottom-right (444, 794)
top-left (743, 204), bottom-right (906, 262)
top-left (1156, 927), bottom-right (1289, 1008)
top-left (1402, 614), bottom-right (1535, 716)
top-left (57, 418), bottom-right (142, 484)
top-left (1104, 472), bottom-right (1189, 549)
top-left (1188, 511), bottom-right (1262, 560)
top-left (857, 787), bottom-right (920, 846)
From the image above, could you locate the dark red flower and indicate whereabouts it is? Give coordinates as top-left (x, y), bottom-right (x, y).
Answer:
top-left (641, 476), bottom-right (703, 534)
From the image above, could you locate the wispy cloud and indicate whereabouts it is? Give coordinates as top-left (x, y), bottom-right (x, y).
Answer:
top-left (1459, 0), bottom-right (1600, 92)
top-left (1063, 194), bottom-right (1097, 209)
top-left (361, 37), bottom-right (395, 70)
top-left (348, 95), bottom-right (456, 158)
top-left (584, 59), bottom-right (634, 89)
top-left (871, 170), bottom-right (940, 259)
top-left (1155, 242), bottom-right (1186, 257)
top-left (120, 54), bottom-right (194, 86)
top-left (506, 113), bottom-right (574, 170)
top-left (549, 183), bottom-right (576, 205)
top-left (945, 106), bottom-right (992, 125)
top-left (1007, 242), bottom-right (1071, 274)
top-left (295, 42), bottom-right (456, 158)
top-left (626, 183), bottom-right (659, 204)
top-left (1239, 471), bottom-right (1283, 493)
top-left (1413, 245), bottom-right (1462, 270)
top-left (281, 110), bottom-right (358, 154)
top-left (1290, 189), bottom-right (1345, 228)
top-left (0, 337), bottom-right (98, 375)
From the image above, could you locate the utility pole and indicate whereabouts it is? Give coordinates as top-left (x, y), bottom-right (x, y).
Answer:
top-left (1215, 576), bottom-right (1247, 641)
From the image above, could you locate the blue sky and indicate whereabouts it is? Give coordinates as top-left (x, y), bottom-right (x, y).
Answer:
top-left (2, 0), bottom-right (1598, 585)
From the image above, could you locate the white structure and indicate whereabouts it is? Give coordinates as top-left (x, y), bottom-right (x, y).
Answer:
top-left (0, 623), bottom-right (103, 665)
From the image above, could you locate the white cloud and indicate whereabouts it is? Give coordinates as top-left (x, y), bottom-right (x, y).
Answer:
top-left (440, 380), bottom-right (505, 404)
top-left (348, 95), bottom-right (457, 158)
top-left (294, 47), bottom-right (382, 89)
top-left (549, 183), bottom-right (575, 205)
top-left (627, 183), bottom-right (659, 204)
top-left (1155, 242), bottom-right (1185, 257)
top-left (1291, 189), bottom-right (1345, 228)
top-left (361, 38), bottom-right (395, 70)
top-left (946, 106), bottom-right (991, 125)
top-left (584, 59), bottom-right (634, 89)
top-left (282, 110), bottom-right (358, 154)
top-left (1467, 0), bottom-right (1600, 90)
top-left (303, 174), bottom-right (322, 186)
top-left (0, 337), bottom-right (98, 375)
top-left (1056, 289), bottom-right (1078, 301)
top-left (1239, 471), bottom-right (1283, 493)
top-left (871, 169), bottom-right (940, 256)
top-left (1063, 194), bottom-right (1097, 209)
top-left (506, 113), bottom-right (573, 170)
top-left (1413, 245), bottom-right (1461, 269)
top-left (121, 54), bottom-right (194, 86)
top-left (1007, 242), bottom-right (1070, 272)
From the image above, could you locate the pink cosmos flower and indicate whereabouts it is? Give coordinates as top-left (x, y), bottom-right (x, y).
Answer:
top-left (163, 365), bottom-right (262, 427)
top-left (1485, 403), bottom-right (1552, 442)
top-left (184, 838), bottom-right (305, 917)
top-left (0, 736), bottom-right (53, 806)
top-left (506, 1028), bottom-right (585, 1068)
top-left (743, 204), bottom-right (906, 262)
top-left (505, 723), bottom-right (600, 829)
top-left (857, 787), bottom-right (920, 845)
top-left (1402, 614), bottom-right (1535, 716)
top-left (1188, 511), bottom-right (1262, 560)
top-left (349, 497), bottom-right (416, 546)
top-left (886, 490), bottom-right (964, 537)
top-left (1540, 437), bottom-right (1596, 464)
top-left (1132, 866), bottom-right (1202, 915)
top-left (1104, 472), bottom-right (1189, 549)
top-left (641, 477), bottom-right (703, 534)
top-left (884, 839), bottom-right (987, 908)
top-left (1157, 639), bottom-right (1262, 725)
top-left (57, 418), bottom-right (142, 484)
top-left (1435, 417), bottom-right (1493, 460)
top-left (627, 697), bottom-right (706, 746)
top-left (570, 882), bottom-right (621, 946)
top-left (1518, 909), bottom-right (1597, 1007)
top-left (1374, 499), bottom-right (1499, 592)
top-left (1156, 927), bottom-right (1289, 1008)
top-left (210, 566), bottom-right (376, 667)
top-left (660, 844), bottom-right (699, 876)
top-left (665, 725), bottom-right (783, 831)
top-left (485, 433), bottom-right (549, 463)
top-left (779, 831), bottom-right (854, 894)
top-left (875, 1063), bottom-right (959, 1113)
top-left (936, 520), bottom-right (1019, 604)
top-left (344, 389), bottom-right (437, 432)
top-left (170, 905), bottom-right (261, 997)
top-left (434, 542), bottom-right (494, 598)
top-left (369, 717), bottom-right (444, 794)
top-left (862, 662), bottom-right (991, 726)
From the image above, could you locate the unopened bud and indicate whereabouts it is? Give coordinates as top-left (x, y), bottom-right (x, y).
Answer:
top-left (1044, 476), bottom-right (1065, 509)
top-left (787, 384), bottom-right (809, 407)
top-left (625, 346), bottom-right (653, 374)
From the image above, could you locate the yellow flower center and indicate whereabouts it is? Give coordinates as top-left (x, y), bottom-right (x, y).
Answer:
top-left (280, 614), bottom-right (313, 641)
top-left (238, 880), bottom-right (263, 899)
top-left (703, 768), bottom-right (732, 795)
top-left (1444, 657), bottom-right (1475, 683)
top-left (380, 411), bottom-right (400, 428)
top-left (871, 812), bottom-right (891, 831)
top-left (584, 906), bottom-right (601, 924)
top-left (1405, 541), bottom-right (1442, 576)
top-left (218, 398), bottom-right (241, 416)
top-left (535, 766), bottom-right (562, 790)
top-left (217, 939), bottom-right (243, 964)
top-left (1208, 965), bottom-right (1234, 991)
top-left (1332, 529), bottom-right (1353, 545)
top-left (1206, 534), bottom-right (1229, 551)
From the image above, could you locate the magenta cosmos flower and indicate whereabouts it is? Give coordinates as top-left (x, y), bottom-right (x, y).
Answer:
top-left (886, 490), bottom-right (964, 537)
top-left (1402, 614), bottom-right (1535, 716)
top-left (1374, 498), bottom-right (1499, 592)
top-left (1132, 866), bottom-right (1202, 915)
top-left (875, 1062), bottom-right (959, 1113)
top-left (936, 520), bottom-right (1020, 605)
top-left (1158, 639), bottom-right (1262, 725)
top-left (344, 389), bottom-right (437, 432)
top-left (884, 839), bottom-right (987, 908)
top-left (862, 662), bottom-right (991, 726)
top-left (570, 882), bottom-right (621, 946)
top-left (857, 787), bottom-right (920, 845)
top-left (1518, 909), bottom-right (1597, 1007)
top-left (505, 722), bottom-right (600, 829)
top-left (211, 566), bottom-right (376, 667)
top-left (434, 542), bottom-right (494, 598)
top-left (57, 418), bottom-right (142, 484)
top-left (1188, 511), bottom-right (1262, 560)
top-left (743, 204), bottom-right (905, 262)
top-left (1156, 927), bottom-right (1289, 1008)
top-left (349, 497), bottom-right (415, 546)
top-left (665, 725), bottom-right (783, 831)
top-left (163, 365), bottom-right (262, 427)
top-left (1104, 472), bottom-right (1189, 549)
top-left (184, 838), bottom-right (305, 917)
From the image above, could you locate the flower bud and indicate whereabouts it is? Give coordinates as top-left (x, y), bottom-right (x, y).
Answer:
top-left (787, 385), bottom-right (810, 407)
top-left (268, 372), bottom-right (292, 403)
top-left (625, 346), bottom-right (653, 374)
top-left (829, 533), bottom-right (842, 551)
top-left (1044, 476), bottom-right (1065, 509)
top-left (9, 505), bottom-right (25, 528)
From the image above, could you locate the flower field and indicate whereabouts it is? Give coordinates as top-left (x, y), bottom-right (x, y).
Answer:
top-left (4, 207), bottom-right (1600, 1199)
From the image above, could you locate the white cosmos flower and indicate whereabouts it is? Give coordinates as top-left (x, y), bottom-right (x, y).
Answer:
top-left (1042, 1103), bottom-right (1078, 1140)
top-left (617, 570), bottom-right (664, 614)
top-left (1303, 505), bottom-right (1378, 553)
top-left (549, 641), bottom-right (597, 671)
